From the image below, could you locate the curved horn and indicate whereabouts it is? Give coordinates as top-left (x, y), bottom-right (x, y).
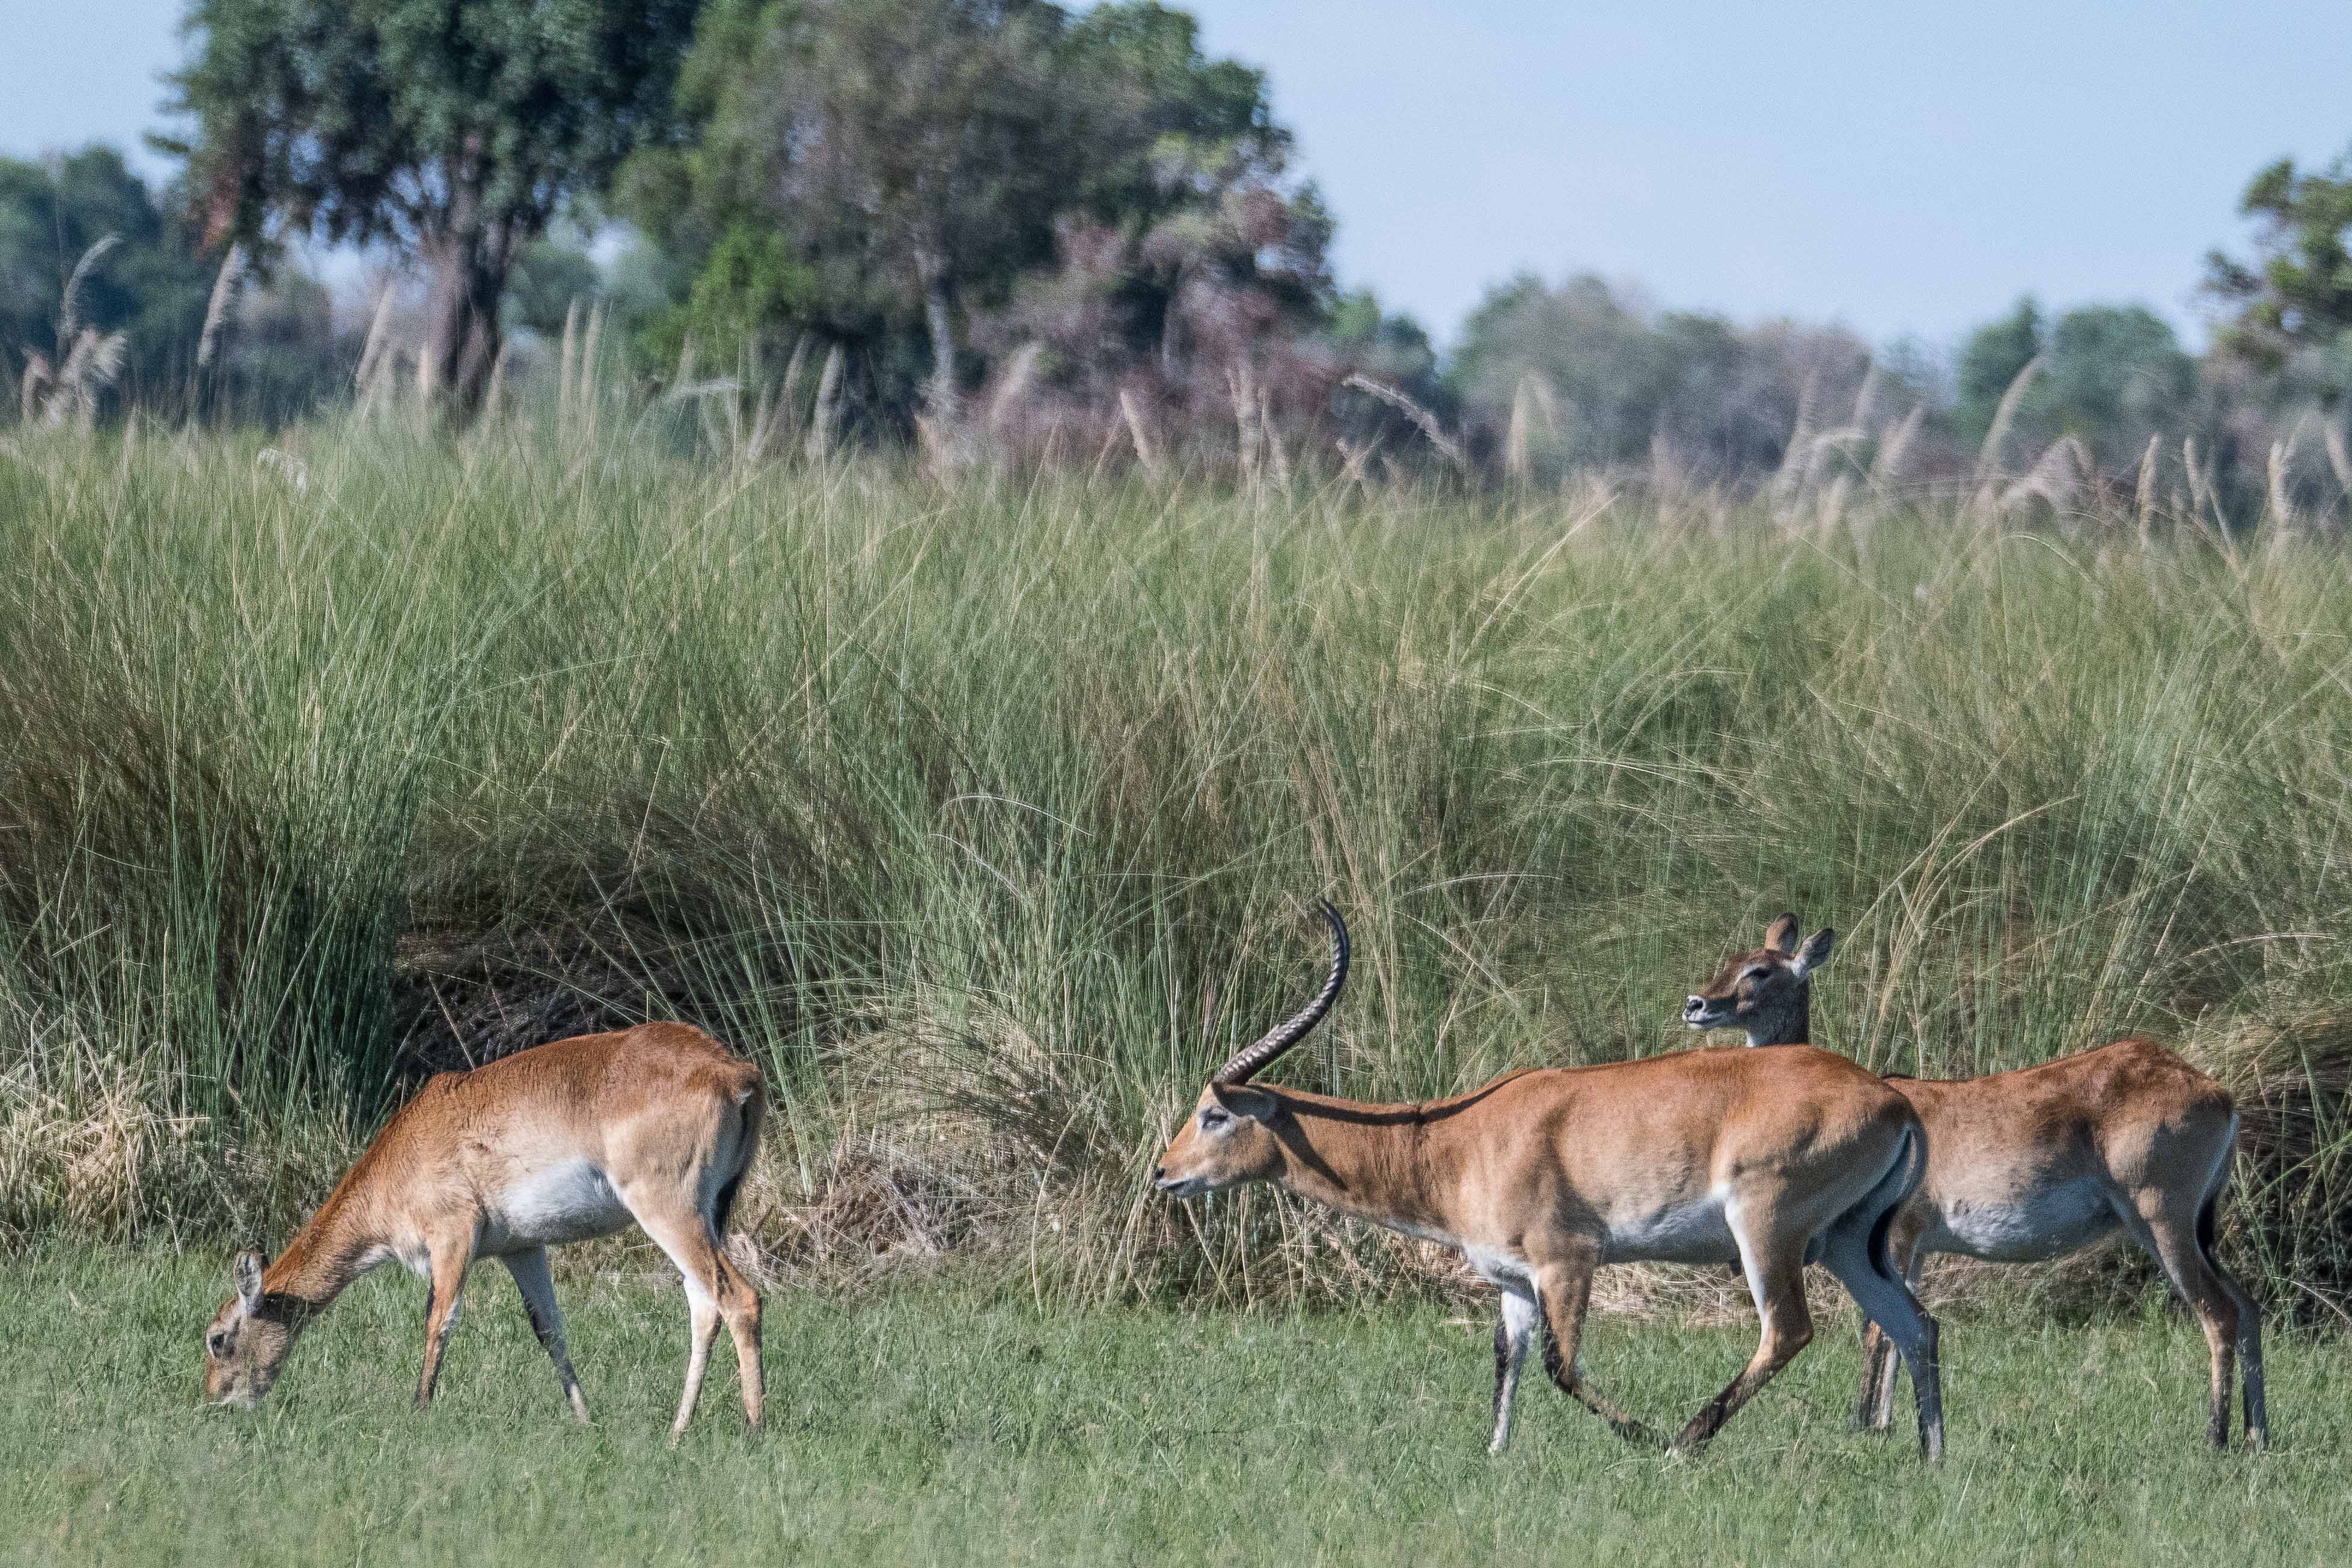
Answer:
top-left (1213, 900), bottom-right (1351, 1085)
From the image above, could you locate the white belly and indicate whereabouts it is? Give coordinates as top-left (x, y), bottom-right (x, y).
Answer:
top-left (1601, 1193), bottom-right (1736, 1265)
top-left (1934, 1176), bottom-right (2118, 1263)
top-left (480, 1161), bottom-right (632, 1254)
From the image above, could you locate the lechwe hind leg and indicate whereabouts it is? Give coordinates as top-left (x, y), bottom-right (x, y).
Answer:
top-left (2205, 1204), bottom-right (2267, 1450)
top-left (1818, 1209), bottom-right (1943, 1462)
top-left (625, 1184), bottom-right (765, 1438)
top-left (1856, 1214), bottom-right (1927, 1432)
top-left (1488, 1289), bottom-right (1538, 1454)
top-left (2115, 1183), bottom-right (2253, 1450)
top-left (503, 1248), bottom-right (591, 1423)
top-left (1669, 1212), bottom-right (1815, 1453)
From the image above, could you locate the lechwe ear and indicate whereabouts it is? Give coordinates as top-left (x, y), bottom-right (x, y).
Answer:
top-left (1208, 1082), bottom-right (1279, 1122)
top-left (1789, 927), bottom-right (1836, 980)
top-left (1762, 914), bottom-right (1801, 955)
top-left (234, 1250), bottom-right (266, 1313)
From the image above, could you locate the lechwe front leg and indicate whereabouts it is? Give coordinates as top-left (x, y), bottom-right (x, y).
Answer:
top-left (1533, 1252), bottom-right (1664, 1448)
top-left (414, 1230), bottom-right (478, 1409)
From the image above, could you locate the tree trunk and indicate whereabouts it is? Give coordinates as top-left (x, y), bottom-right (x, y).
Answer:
top-left (422, 162), bottom-right (514, 429)
top-left (915, 246), bottom-right (959, 426)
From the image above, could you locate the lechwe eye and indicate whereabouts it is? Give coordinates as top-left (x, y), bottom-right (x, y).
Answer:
top-left (1199, 1106), bottom-right (1231, 1132)
top-left (206, 1328), bottom-right (231, 1359)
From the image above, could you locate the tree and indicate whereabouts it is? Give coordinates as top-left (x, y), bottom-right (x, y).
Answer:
top-left (2206, 148), bottom-right (2352, 393)
top-left (1955, 296), bottom-right (2195, 471)
top-left (162, 0), bottom-right (704, 423)
top-left (2039, 305), bottom-right (2193, 471)
top-left (1955, 296), bottom-right (2043, 447)
top-left (626, 0), bottom-right (1322, 438)
top-left (1448, 273), bottom-right (1871, 479)
top-left (628, 0), bottom-right (1072, 423)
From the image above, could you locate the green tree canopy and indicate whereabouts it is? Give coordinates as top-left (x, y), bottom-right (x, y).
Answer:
top-left (625, 0), bottom-right (1327, 433)
top-left (1957, 296), bottom-right (2194, 471)
top-left (2206, 148), bottom-right (2352, 401)
top-left (163, 0), bottom-right (705, 421)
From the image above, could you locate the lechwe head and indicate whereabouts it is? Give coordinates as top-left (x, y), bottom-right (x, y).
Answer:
top-left (1151, 901), bottom-right (1349, 1199)
top-left (1152, 899), bottom-right (1944, 1462)
top-left (1681, 912), bottom-right (1834, 1046)
top-left (203, 1250), bottom-right (302, 1409)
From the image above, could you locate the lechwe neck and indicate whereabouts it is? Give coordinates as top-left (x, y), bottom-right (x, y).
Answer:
top-left (1752, 989), bottom-right (1810, 1048)
top-left (258, 1168), bottom-right (396, 1316)
top-left (1242, 1082), bottom-right (1501, 1241)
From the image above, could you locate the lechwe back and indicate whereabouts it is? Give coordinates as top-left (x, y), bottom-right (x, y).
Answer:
top-left (202, 1022), bottom-right (766, 1437)
top-left (1154, 901), bottom-right (1947, 1459)
top-left (1684, 914), bottom-right (2265, 1449)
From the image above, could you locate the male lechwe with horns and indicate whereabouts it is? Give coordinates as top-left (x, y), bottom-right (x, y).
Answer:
top-left (1684, 912), bottom-right (2264, 1449)
top-left (1153, 901), bottom-right (1949, 1458)
top-left (201, 1022), bottom-right (766, 1437)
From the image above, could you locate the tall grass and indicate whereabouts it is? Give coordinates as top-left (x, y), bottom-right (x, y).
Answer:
top-left (7, 421), bottom-right (2352, 1311)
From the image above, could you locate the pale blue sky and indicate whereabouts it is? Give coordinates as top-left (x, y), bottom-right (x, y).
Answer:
top-left (5, 0), bottom-right (2348, 350)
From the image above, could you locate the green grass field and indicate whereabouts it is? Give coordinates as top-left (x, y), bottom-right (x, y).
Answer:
top-left (9, 1252), bottom-right (2344, 1567)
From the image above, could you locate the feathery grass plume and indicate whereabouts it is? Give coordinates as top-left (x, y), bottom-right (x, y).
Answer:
top-left (577, 304), bottom-right (605, 451)
top-left (1226, 362), bottom-right (1262, 494)
top-left (2324, 420), bottom-right (2352, 519)
top-left (351, 282), bottom-right (399, 417)
top-left (1260, 384), bottom-right (1291, 495)
top-left (986, 342), bottom-right (1042, 434)
top-left (2267, 439), bottom-right (2299, 542)
top-left (1342, 372), bottom-right (1466, 470)
top-left (1999, 436), bottom-right (2089, 517)
top-left (1116, 387), bottom-right (1162, 481)
top-left (16, 234), bottom-right (129, 430)
top-left (1504, 373), bottom-right (1559, 486)
top-left (36, 328), bottom-right (129, 430)
top-left (1970, 353), bottom-right (2045, 505)
top-left (56, 234), bottom-right (120, 343)
top-left (1871, 403), bottom-right (1926, 492)
top-left (558, 298), bottom-right (584, 435)
top-left (1848, 361), bottom-right (1883, 433)
top-left (807, 344), bottom-right (844, 460)
top-left (2135, 433), bottom-right (2161, 545)
top-left (194, 243), bottom-right (247, 372)
top-left (19, 355), bottom-right (52, 426)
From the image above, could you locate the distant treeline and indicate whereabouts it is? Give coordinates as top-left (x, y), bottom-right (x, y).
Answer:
top-left (4, 0), bottom-right (2350, 514)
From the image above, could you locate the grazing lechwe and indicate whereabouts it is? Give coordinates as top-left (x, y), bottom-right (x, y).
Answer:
top-left (1684, 913), bottom-right (2265, 1449)
top-left (202, 1022), bottom-right (766, 1437)
top-left (1153, 901), bottom-right (1946, 1459)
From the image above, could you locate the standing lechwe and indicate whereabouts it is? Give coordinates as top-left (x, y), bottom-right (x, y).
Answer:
top-left (1153, 901), bottom-right (1947, 1459)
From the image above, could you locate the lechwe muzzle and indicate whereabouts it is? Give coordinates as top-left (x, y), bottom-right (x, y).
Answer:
top-left (1151, 901), bottom-right (1947, 1460)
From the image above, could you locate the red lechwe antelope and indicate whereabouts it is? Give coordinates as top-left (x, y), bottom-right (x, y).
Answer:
top-left (1152, 902), bottom-right (1948, 1459)
top-left (1683, 914), bottom-right (2265, 1449)
top-left (202, 1022), bottom-right (766, 1437)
